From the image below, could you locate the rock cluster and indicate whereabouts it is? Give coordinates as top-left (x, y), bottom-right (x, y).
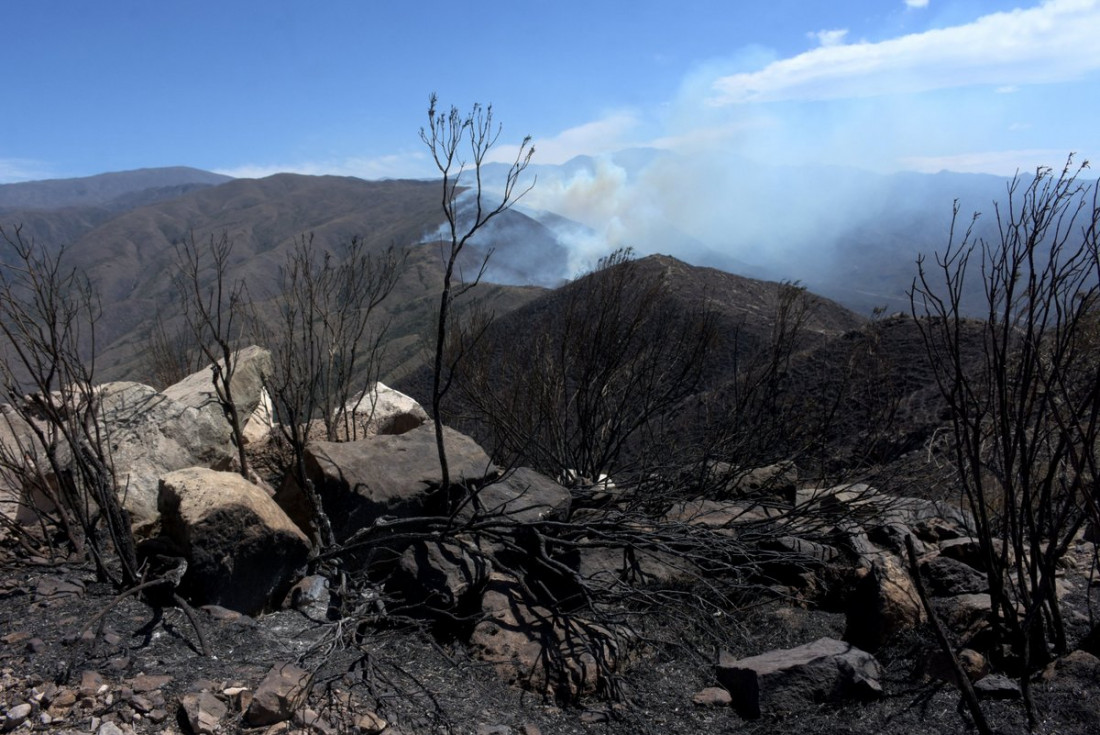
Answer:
top-left (3, 347), bottom-right (1100, 730)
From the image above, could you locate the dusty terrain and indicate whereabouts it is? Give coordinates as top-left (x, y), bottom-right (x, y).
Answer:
top-left (3, 533), bottom-right (1099, 735)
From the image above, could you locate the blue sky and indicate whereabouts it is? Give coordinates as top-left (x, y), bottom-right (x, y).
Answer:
top-left (2, 0), bottom-right (1098, 183)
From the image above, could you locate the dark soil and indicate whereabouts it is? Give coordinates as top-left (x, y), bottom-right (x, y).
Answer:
top-left (2, 536), bottom-right (1100, 735)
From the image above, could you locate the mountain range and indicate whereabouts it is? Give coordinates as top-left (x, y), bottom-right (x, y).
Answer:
top-left (0, 160), bottom-right (1030, 391)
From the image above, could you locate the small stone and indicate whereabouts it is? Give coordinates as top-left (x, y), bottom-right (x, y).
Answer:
top-left (31, 682), bottom-right (57, 704)
top-left (245, 662), bottom-right (310, 726)
top-left (476, 725), bottom-right (512, 735)
top-left (130, 695), bottom-right (153, 714)
top-left (180, 691), bottom-right (228, 735)
top-left (353, 711), bottom-right (387, 733)
top-left (579, 709), bottom-right (609, 724)
top-left (103, 631), bottom-right (123, 647)
top-left (4, 703), bottom-right (33, 730)
top-left (129, 674), bottom-right (172, 693)
top-left (1, 631), bottom-right (31, 646)
top-left (294, 707), bottom-right (334, 734)
top-left (974, 674), bottom-right (1021, 700)
top-left (24, 637), bottom-right (45, 653)
top-left (520, 725), bottom-right (542, 735)
top-left (80, 671), bottom-right (105, 698)
top-left (692, 686), bottom-right (732, 707)
top-left (49, 689), bottom-right (77, 710)
top-left (146, 709), bottom-right (168, 724)
top-left (96, 721), bottom-right (127, 735)
top-left (35, 576), bottom-right (85, 599)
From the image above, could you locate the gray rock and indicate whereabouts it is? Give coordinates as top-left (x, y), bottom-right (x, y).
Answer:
top-left (179, 691), bottom-right (227, 735)
top-left (294, 424), bottom-right (496, 541)
top-left (920, 554), bottom-right (988, 596)
top-left (245, 662), bottom-right (310, 726)
top-left (933, 593), bottom-right (994, 638)
top-left (844, 553), bottom-right (925, 651)
top-left (692, 687), bottom-right (733, 707)
top-left (938, 537), bottom-right (1000, 571)
top-left (882, 497), bottom-right (975, 540)
top-left (1042, 650), bottom-right (1100, 682)
top-left (974, 674), bottom-right (1021, 700)
top-left (97, 381), bottom-right (235, 528)
top-left (716, 637), bottom-right (883, 719)
top-left (465, 467), bottom-right (572, 524)
top-left (394, 539), bottom-right (491, 616)
top-left (469, 574), bottom-right (620, 700)
top-left (282, 575), bottom-right (330, 619)
top-left (95, 722), bottom-right (127, 735)
top-left (162, 345), bottom-right (273, 431)
top-left (3, 703), bottom-right (32, 731)
top-left (158, 468), bottom-right (310, 615)
top-left (574, 544), bottom-right (697, 591)
top-left (337, 382), bottom-right (429, 438)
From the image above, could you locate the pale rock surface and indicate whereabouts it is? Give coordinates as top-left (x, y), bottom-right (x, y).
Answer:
top-left (162, 345), bottom-right (273, 431)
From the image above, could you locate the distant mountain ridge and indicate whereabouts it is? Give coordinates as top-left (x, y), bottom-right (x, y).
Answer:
top-left (0, 166), bottom-right (232, 210)
top-left (0, 172), bottom-right (567, 381)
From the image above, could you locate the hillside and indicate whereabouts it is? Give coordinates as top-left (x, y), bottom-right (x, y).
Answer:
top-left (21, 174), bottom-right (562, 381)
top-left (396, 252), bottom-right (876, 481)
top-left (0, 167), bottom-right (232, 211)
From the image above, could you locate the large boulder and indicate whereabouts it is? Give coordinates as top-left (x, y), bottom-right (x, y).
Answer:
top-left (920, 553), bottom-right (988, 597)
top-left (283, 426), bottom-right (570, 543)
top-left (0, 383), bottom-right (240, 532)
top-left (0, 407), bottom-right (54, 527)
top-left (158, 468), bottom-right (310, 615)
top-left (288, 424), bottom-right (495, 541)
top-left (336, 382), bottom-right (429, 438)
top-left (241, 386), bottom-right (275, 445)
top-left (844, 553), bottom-right (925, 651)
top-left (162, 345), bottom-right (273, 430)
top-left (467, 467), bottom-right (572, 524)
top-left (717, 637), bottom-right (883, 719)
top-left (98, 382), bottom-right (235, 528)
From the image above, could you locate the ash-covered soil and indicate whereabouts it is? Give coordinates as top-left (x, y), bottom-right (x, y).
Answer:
top-left (2, 539), bottom-right (1099, 735)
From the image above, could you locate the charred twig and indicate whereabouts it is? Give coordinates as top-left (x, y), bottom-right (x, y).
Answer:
top-left (905, 535), bottom-right (991, 735)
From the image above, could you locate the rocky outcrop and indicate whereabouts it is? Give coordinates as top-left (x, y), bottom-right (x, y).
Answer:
top-left (284, 426), bottom-right (570, 542)
top-left (292, 424), bottom-right (495, 541)
top-left (162, 345), bottom-right (273, 432)
top-left (158, 468), bottom-right (310, 615)
top-left (716, 637), bottom-right (883, 719)
top-left (337, 382), bottom-right (429, 438)
top-left (98, 382), bottom-right (235, 528)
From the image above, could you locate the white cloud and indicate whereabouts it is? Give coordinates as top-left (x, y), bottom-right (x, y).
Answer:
top-left (905, 0), bottom-right (930, 8)
top-left (215, 151), bottom-right (430, 181)
top-left (710, 0), bottom-right (1100, 105)
top-left (898, 148), bottom-right (1083, 175)
top-left (0, 158), bottom-right (56, 183)
top-left (488, 112), bottom-right (640, 166)
top-left (809, 29), bottom-right (849, 47)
